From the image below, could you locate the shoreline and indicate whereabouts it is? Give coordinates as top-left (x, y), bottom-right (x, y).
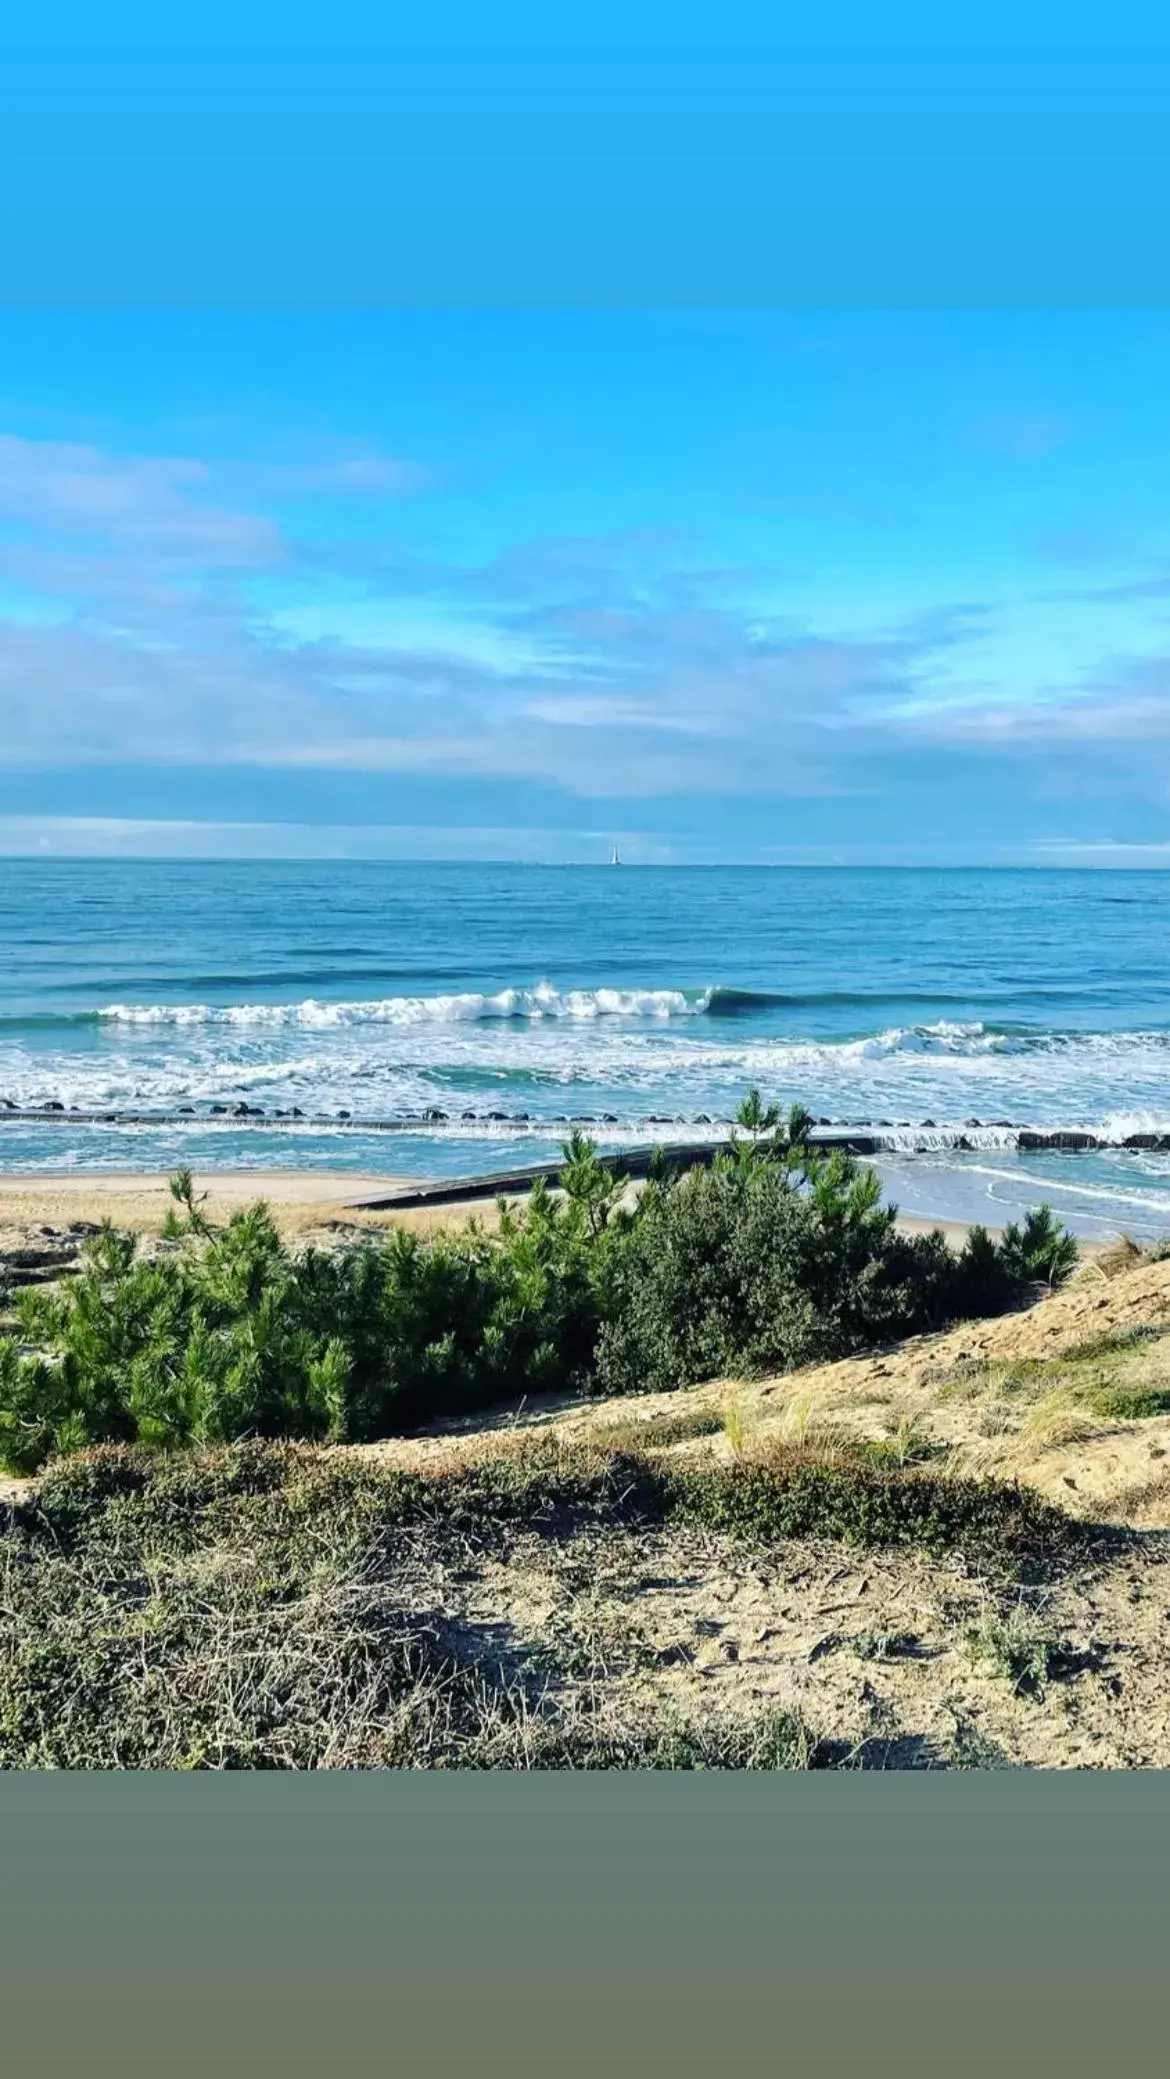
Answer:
top-left (0, 1164), bottom-right (1060, 1252)
top-left (2, 1106), bottom-right (1170, 1156)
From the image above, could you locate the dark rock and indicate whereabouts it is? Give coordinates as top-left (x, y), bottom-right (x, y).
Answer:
top-left (1123, 1132), bottom-right (1170, 1151)
top-left (423, 1108), bottom-right (448, 1123)
top-left (461, 1110), bottom-right (478, 1120)
top-left (291, 1107), bottom-right (304, 1118)
top-left (337, 1109), bottom-right (351, 1121)
top-left (965, 1118), bottom-right (983, 1128)
top-left (920, 1118), bottom-right (936, 1129)
top-left (513, 1112), bottom-right (530, 1122)
top-left (486, 1110), bottom-right (508, 1121)
top-left (2, 1245), bottom-right (79, 1272)
top-left (601, 1113), bottom-right (619, 1123)
top-left (1018, 1129), bottom-right (1098, 1151)
top-left (210, 1103), bottom-right (228, 1115)
top-left (179, 1106), bottom-right (195, 1115)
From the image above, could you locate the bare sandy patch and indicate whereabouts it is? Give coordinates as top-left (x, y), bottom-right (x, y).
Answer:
top-left (0, 1167), bottom-right (511, 1243)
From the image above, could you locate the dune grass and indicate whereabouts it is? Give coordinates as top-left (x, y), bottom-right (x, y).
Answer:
top-left (0, 1428), bottom-right (1091, 1769)
top-left (936, 1326), bottom-right (1170, 1464)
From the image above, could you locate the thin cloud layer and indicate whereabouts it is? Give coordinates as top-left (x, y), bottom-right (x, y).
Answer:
top-left (0, 432), bottom-right (281, 566)
top-left (0, 506), bottom-right (981, 796)
top-left (0, 378), bottom-right (1168, 856)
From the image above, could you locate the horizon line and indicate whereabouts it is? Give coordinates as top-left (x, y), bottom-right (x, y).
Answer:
top-left (3, 853), bottom-right (1170, 872)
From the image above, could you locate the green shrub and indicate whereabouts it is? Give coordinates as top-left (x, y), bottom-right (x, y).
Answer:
top-left (1000, 1206), bottom-right (1081, 1289)
top-left (596, 1158), bottom-right (829, 1396)
top-left (944, 1208), bottom-right (1079, 1320)
top-left (0, 1108), bottom-right (1078, 1473)
top-left (594, 1139), bottom-right (943, 1397)
top-left (942, 1223), bottom-right (1021, 1320)
top-left (0, 1161), bottom-right (618, 1472)
top-left (592, 1140), bottom-right (1066, 1398)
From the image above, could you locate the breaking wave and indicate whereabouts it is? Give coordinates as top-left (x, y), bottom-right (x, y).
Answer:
top-left (97, 984), bottom-right (714, 1027)
top-left (86, 994), bottom-right (1090, 1051)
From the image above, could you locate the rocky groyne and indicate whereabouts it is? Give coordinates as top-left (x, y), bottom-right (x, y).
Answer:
top-left (0, 1102), bottom-right (1167, 1155)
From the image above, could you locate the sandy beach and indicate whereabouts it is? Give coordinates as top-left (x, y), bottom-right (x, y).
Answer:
top-left (0, 1163), bottom-right (1000, 1250)
top-left (0, 1168), bottom-right (495, 1241)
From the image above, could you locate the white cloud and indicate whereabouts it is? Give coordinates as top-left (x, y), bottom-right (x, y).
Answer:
top-left (0, 816), bottom-right (674, 862)
top-left (0, 433), bottom-right (281, 565)
top-left (3, 422), bottom-right (1170, 829)
top-left (1031, 838), bottom-right (1170, 863)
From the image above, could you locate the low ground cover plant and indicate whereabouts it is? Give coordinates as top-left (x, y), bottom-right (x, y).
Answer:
top-left (0, 1096), bottom-right (1077, 1473)
top-left (964, 1607), bottom-right (1082, 1699)
top-left (0, 1436), bottom-right (1084, 1767)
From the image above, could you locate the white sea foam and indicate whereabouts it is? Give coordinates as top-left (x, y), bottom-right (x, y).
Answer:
top-left (6, 990), bottom-right (1170, 1228)
top-left (834, 1021), bottom-right (1012, 1058)
top-left (97, 984), bottom-right (712, 1028)
top-left (8, 1011), bottom-right (1170, 1125)
top-left (89, 1000), bottom-right (1170, 1065)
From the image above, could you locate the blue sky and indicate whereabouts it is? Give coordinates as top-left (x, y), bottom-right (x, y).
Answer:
top-left (4, 308), bottom-right (1170, 863)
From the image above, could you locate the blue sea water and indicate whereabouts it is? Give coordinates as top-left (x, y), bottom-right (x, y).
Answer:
top-left (2, 860), bottom-right (1170, 1238)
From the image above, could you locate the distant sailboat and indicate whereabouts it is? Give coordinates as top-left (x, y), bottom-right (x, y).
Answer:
top-left (610, 844), bottom-right (621, 866)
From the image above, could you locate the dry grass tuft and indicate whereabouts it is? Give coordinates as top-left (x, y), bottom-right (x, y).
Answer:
top-left (722, 1391), bottom-right (753, 1457)
top-left (773, 1385), bottom-right (817, 1443)
top-left (1014, 1390), bottom-right (1104, 1455)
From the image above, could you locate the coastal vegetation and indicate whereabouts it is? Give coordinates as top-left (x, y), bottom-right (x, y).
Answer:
top-left (10, 1111), bottom-right (1170, 1770)
top-left (0, 1094), bottom-right (1077, 1475)
top-left (0, 1433), bottom-right (1084, 1768)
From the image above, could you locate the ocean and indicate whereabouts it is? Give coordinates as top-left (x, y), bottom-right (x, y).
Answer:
top-left (1, 860), bottom-right (1169, 1239)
